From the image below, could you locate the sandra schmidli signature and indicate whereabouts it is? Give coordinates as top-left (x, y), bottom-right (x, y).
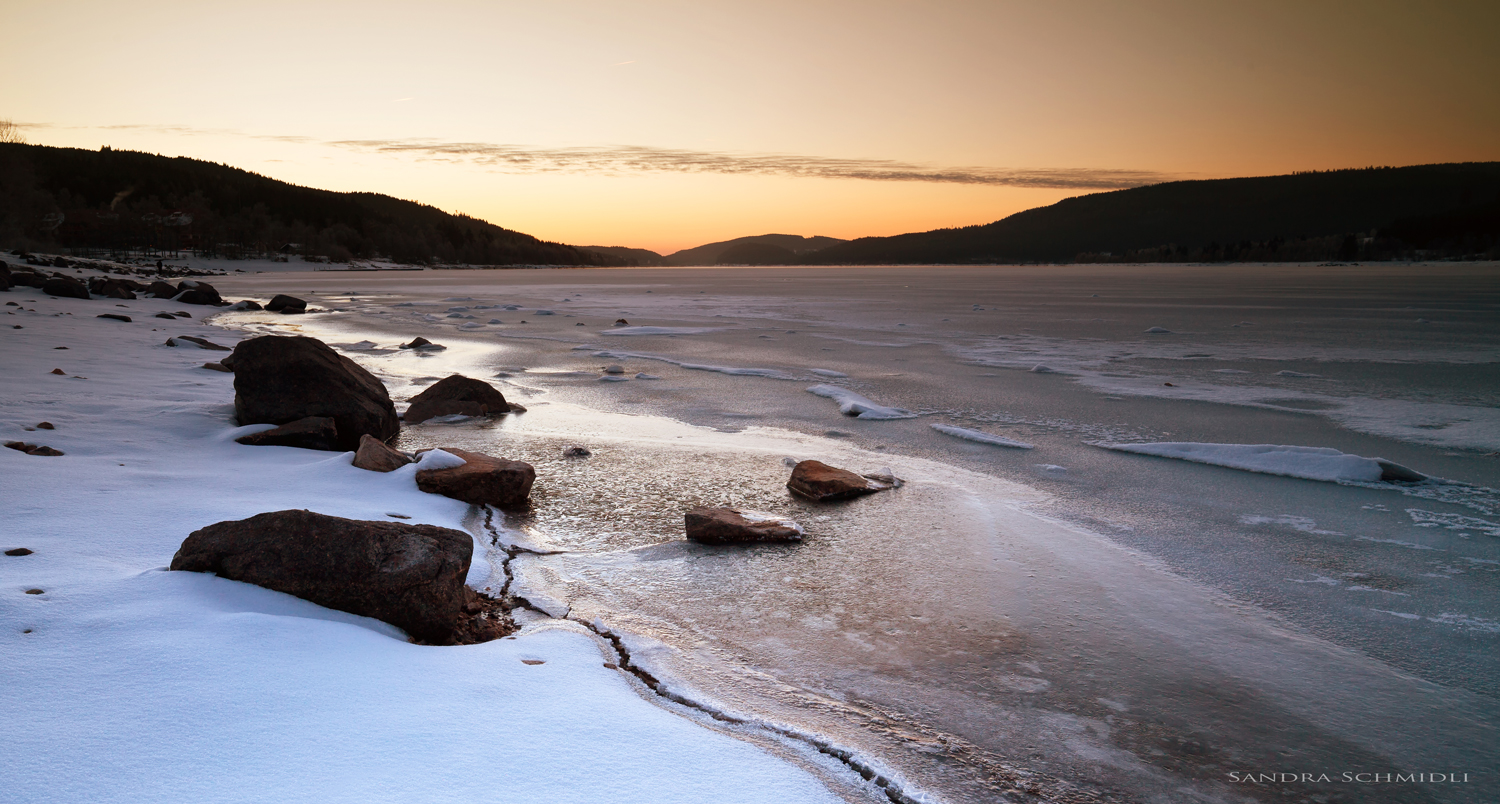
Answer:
top-left (1227, 772), bottom-right (1472, 784)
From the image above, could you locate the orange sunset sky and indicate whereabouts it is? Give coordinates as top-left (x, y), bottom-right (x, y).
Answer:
top-left (3, 0), bottom-right (1497, 254)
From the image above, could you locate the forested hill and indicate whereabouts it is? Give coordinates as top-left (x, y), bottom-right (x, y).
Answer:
top-left (803, 163), bottom-right (1500, 264)
top-left (0, 143), bottom-right (619, 266)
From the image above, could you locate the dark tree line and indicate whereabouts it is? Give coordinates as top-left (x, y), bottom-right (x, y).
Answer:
top-left (0, 143), bottom-right (621, 266)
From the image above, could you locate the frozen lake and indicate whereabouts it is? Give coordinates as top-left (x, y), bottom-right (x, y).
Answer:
top-left (213, 263), bottom-right (1500, 804)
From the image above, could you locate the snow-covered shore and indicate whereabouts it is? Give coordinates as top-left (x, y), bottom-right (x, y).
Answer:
top-left (0, 285), bottom-right (858, 803)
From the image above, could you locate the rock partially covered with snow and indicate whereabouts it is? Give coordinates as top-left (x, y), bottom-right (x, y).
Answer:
top-left (266, 294), bottom-right (308, 314)
top-left (353, 433), bottom-right (413, 472)
top-left (1101, 442), bottom-right (1426, 483)
top-left (234, 416), bottom-right (340, 451)
top-left (415, 447), bottom-right (534, 509)
top-left (169, 509), bottom-right (473, 644)
top-left (685, 507), bottom-right (804, 544)
top-left (786, 459), bottom-right (891, 502)
top-left (147, 280), bottom-right (178, 298)
top-left (230, 335), bottom-right (400, 452)
top-left (399, 337), bottom-right (444, 350)
top-left (404, 374), bottom-right (513, 425)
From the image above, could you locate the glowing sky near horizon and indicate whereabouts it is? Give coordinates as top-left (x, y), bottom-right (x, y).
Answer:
top-left (3, 0), bottom-right (1497, 254)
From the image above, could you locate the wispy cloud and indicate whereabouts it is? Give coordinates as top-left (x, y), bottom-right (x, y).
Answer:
top-left (29, 122), bottom-right (1176, 190)
top-left (327, 139), bottom-right (1173, 189)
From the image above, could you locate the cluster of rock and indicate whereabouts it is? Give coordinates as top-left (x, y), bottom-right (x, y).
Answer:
top-left (169, 333), bottom-right (532, 643)
top-left (166, 329), bottom-right (899, 645)
top-left (684, 460), bottom-right (898, 544)
top-left (0, 262), bottom-right (306, 315)
top-left (4, 440), bottom-right (63, 457)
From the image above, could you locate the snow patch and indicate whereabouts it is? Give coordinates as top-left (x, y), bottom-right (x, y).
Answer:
top-left (931, 423), bottom-right (1034, 449)
top-left (805, 385), bottom-right (917, 420)
top-left (1101, 442), bottom-right (1425, 484)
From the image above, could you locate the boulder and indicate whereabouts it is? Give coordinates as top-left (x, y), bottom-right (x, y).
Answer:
top-left (177, 290), bottom-right (220, 306)
top-left (41, 276), bottom-right (90, 299)
top-left (226, 300), bottom-right (263, 311)
top-left (153, 312), bottom-right (178, 320)
top-left (353, 433), bottom-right (413, 472)
top-left (399, 336), bottom-right (443, 350)
top-left (147, 281), bottom-right (178, 298)
top-left (786, 459), bottom-right (889, 502)
top-left (230, 335), bottom-right (400, 451)
top-left (234, 416), bottom-right (340, 451)
top-left (176, 280), bottom-right (222, 304)
top-left (10, 271), bottom-right (45, 288)
top-left (685, 507), bottom-right (804, 544)
top-left (266, 294), bottom-right (307, 313)
top-left (88, 277), bottom-right (137, 299)
top-left (415, 447), bottom-right (534, 509)
top-left (404, 374), bottom-right (513, 424)
top-left (166, 335), bottom-right (232, 351)
top-left (169, 509), bottom-right (474, 643)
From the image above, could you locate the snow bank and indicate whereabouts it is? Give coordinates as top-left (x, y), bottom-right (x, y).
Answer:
top-left (414, 449), bottom-right (467, 470)
top-left (805, 385), bottom-right (917, 420)
top-left (0, 286), bottom-right (848, 804)
top-left (1100, 442), bottom-right (1424, 483)
top-left (930, 424), bottom-right (1034, 449)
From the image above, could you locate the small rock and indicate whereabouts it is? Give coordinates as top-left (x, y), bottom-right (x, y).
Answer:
top-left (201, 362), bottom-right (232, 372)
top-left (562, 445), bottom-right (592, 458)
top-left (36, 422), bottom-right (54, 430)
top-left (165, 335), bottom-right (232, 351)
top-left (153, 312), bottom-right (178, 320)
top-left (173, 311), bottom-right (192, 318)
top-left (25, 589), bottom-right (44, 595)
top-left (50, 368), bottom-right (65, 375)
top-left (97, 313), bottom-right (132, 322)
top-left (415, 447), bottom-right (535, 509)
top-left (786, 459), bottom-right (889, 502)
top-left (26, 446), bottom-right (63, 456)
top-left (353, 433), bottom-right (413, 472)
top-left (235, 416), bottom-right (340, 451)
top-left (399, 337), bottom-right (444, 350)
top-left (614, 319), bottom-right (629, 326)
top-left (5, 548), bottom-right (33, 556)
top-left (685, 507), bottom-right (804, 544)
top-left (602, 364), bottom-right (625, 374)
top-left (225, 300), bottom-right (263, 311)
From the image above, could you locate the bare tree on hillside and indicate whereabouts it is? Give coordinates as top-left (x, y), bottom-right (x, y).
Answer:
top-left (0, 118), bottom-right (26, 144)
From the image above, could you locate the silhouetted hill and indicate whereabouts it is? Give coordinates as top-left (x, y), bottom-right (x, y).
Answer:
top-left (579, 245), bottom-right (667, 266)
top-left (0, 143), bottom-right (620, 266)
top-left (803, 163), bottom-right (1500, 264)
top-left (665, 234), bottom-right (846, 266)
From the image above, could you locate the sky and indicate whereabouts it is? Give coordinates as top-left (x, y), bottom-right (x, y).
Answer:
top-left (3, 0), bottom-right (1497, 255)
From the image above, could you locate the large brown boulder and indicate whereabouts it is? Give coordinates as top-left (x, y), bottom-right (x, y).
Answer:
top-left (41, 276), bottom-right (90, 300)
top-left (234, 416), bottom-right (340, 451)
top-left (169, 509), bottom-right (473, 643)
top-left (404, 374), bottom-right (513, 424)
top-left (147, 280), bottom-right (179, 298)
top-left (230, 335), bottom-right (400, 451)
top-left (415, 448), bottom-right (534, 509)
top-left (353, 433), bottom-right (413, 472)
top-left (786, 459), bottom-right (889, 502)
top-left (266, 294), bottom-right (307, 313)
top-left (685, 507), bottom-right (804, 544)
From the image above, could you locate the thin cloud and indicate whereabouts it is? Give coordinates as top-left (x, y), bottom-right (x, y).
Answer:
top-left (33, 122), bottom-right (1176, 189)
top-left (326, 139), bottom-right (1173, 189)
